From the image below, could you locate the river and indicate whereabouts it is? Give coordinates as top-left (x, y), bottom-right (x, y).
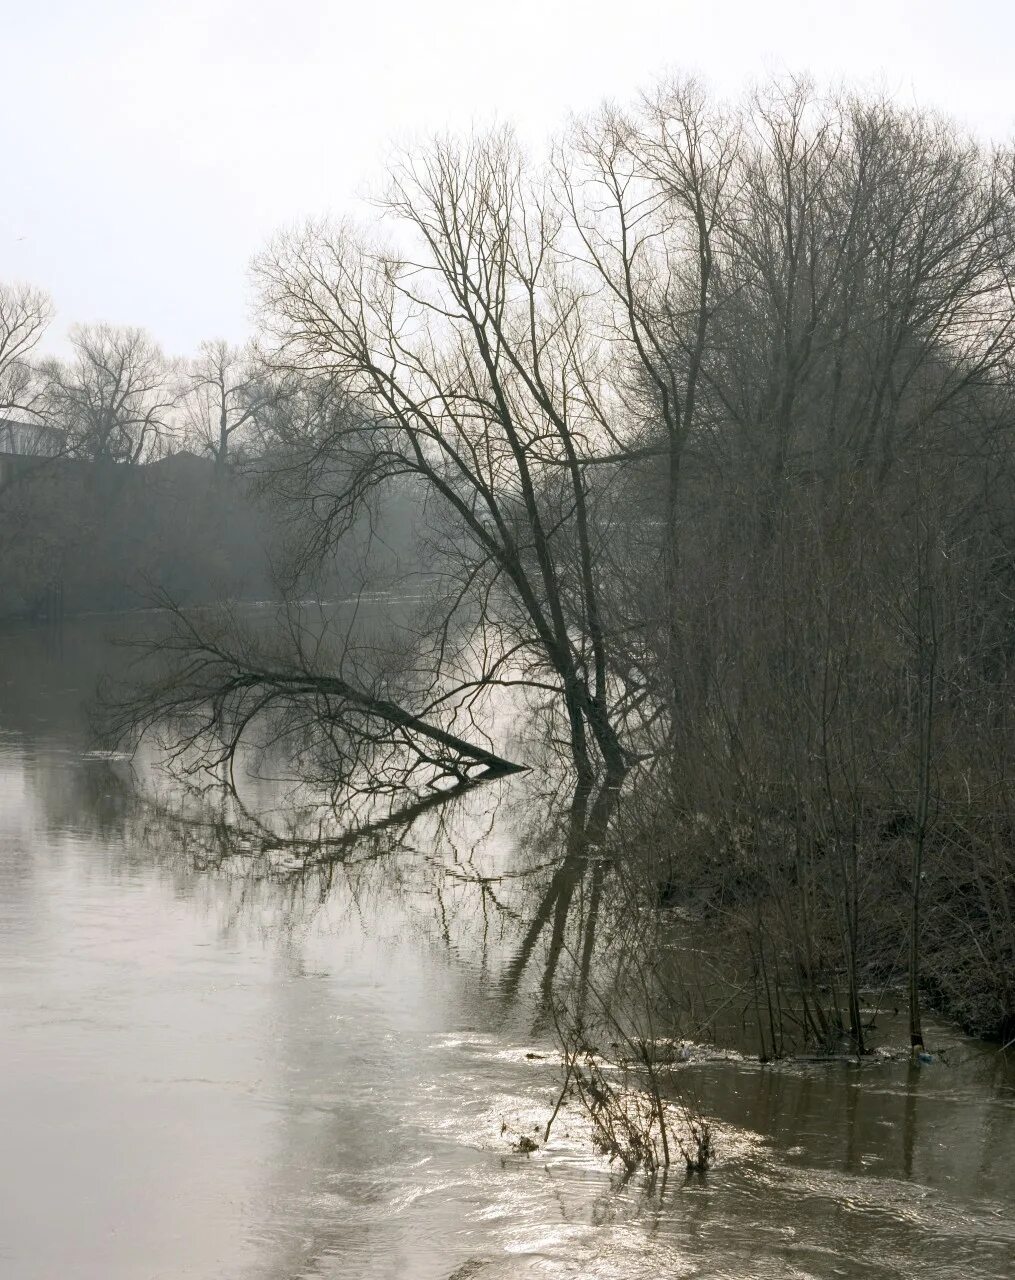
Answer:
top-left (1, 618), bottom-right (1013, 1279)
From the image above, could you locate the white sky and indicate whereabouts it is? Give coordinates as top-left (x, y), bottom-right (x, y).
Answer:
top-left (3, 0), bottom-right (1013, 358)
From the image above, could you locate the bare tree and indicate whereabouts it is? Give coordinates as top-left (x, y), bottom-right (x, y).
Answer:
top-left (0, 281), bottom-right (62, 586)
top-left (244, 94), bottom-right (748, 783)
top-left (0, 280), bottom-right (53, 423)
top-left (253, 134), bottom-right (638, 785)
top-left (697, 82), bottom-right (1015, 498)
top-left (41, 323), bottom-right (180, 465)
top-left (561, 77), bottom-right (741, 736)
top-left (182, 339), bottom-right (266, 471)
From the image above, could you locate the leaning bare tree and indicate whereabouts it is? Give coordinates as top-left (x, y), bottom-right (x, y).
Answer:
top-left (243, 97), bottom-right (740, 786)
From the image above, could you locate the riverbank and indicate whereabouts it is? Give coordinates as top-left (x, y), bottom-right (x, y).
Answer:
top-left (608, 783), bottom-right (1015, 1053)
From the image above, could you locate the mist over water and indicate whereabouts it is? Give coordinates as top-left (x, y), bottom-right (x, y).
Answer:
top-left (0, 618), bottom-right (1012, 1280)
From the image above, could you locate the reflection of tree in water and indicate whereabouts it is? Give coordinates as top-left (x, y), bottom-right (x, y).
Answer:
top-left (80, 747), bottom-right (1015, 1250)
top-left (20, 752), bottom-right (140, 844)
top-left (111, 762), bottom-right (684, 1277)
top-left (109, 754), bottom-right (1015, 1116)
top-left (119, 755), bottom-right (620, 1005)
top-left (502, 778), bottom-right (620, 1006)
top-left (99, 613), bottom-right (704, 1061)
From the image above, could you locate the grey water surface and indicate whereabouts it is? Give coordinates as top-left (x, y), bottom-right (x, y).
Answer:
top-left (1, 619), bottom-right (1013, 1279)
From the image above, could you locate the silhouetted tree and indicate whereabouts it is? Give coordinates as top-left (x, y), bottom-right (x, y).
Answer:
top-left (41, 324), bottom-right (179, 465)
top-left (182, 339), bottom-right (266, 471)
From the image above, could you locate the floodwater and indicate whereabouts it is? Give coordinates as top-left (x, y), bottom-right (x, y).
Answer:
top-left (1, 619), bottom-right (1013, 1280)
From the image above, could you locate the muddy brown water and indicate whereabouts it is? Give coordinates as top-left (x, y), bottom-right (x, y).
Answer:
top-left (1, 618), bottom-right (1013, 1279)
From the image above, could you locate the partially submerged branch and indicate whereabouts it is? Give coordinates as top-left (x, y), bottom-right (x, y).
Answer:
top-left (99, 597), bottom-right (527, 798)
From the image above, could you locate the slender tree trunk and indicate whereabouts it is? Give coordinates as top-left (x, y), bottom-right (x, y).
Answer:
top-left (909, 530), bottom-right (937, 1055)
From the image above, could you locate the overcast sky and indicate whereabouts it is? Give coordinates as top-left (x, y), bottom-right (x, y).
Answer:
top-left (3, 0), bottom-right (1013, 358)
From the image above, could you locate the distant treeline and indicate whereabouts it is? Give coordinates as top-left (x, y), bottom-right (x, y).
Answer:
top-left (0, 452), bottom-right (279, 619)
top-left (0, 448), bottom-right (420, 621)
